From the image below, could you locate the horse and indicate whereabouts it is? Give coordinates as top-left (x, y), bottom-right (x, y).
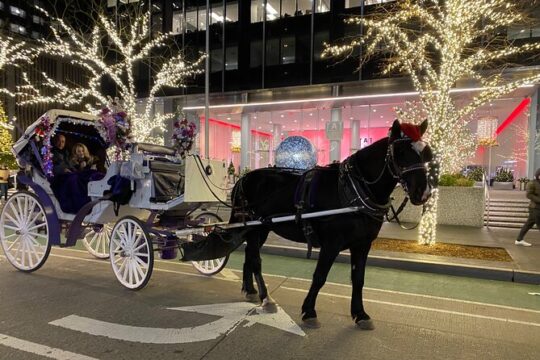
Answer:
top-left (183, 119), bottom-right (433, 330)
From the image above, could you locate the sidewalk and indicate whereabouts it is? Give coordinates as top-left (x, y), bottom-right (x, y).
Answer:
top-left (259, 222), bottom-right (540, 285)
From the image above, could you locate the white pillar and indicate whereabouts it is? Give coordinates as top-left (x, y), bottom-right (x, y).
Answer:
top-left (350, 119), bottom-right (360, 155)
top-left (528, 88), bottom-right (539, 177)
top-left (272, 123), bottom-right (282, 165)
top-left (241, 113), bottom-right (251, 171)
top-left (329, 107), bottom-right (342, 162)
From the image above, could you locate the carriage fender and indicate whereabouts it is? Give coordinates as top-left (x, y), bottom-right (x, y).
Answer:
top-left (16, 173), bottom-right (62, 245)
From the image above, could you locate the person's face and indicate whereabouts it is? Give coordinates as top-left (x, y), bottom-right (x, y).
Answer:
top-left (76, 147), bottom-right (85, 158)
top-left (56, 136), bottom-right (66, 150)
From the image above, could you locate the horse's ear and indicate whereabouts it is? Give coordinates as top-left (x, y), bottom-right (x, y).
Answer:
top-left (420, 119), bottom-right (428, 136)
top-left (390, 119), bottom-right (401, 138)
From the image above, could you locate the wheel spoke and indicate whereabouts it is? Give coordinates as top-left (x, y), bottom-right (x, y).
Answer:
top-left (3, 224), bottom-right (20, 231)
top-left (6, 236), bottom-right (22, 251)
top-left (27, 232), bottom-right (48, 239)
top-left (26, 222), bottom-right (46, 232)
top-left (4, 213), bottom-right (20, 227)
top-left (8, 203), bottom-right (23, 226)
top-left (134, 256), bottom-right (148, 268)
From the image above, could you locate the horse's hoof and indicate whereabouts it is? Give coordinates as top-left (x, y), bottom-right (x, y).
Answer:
top-left (260, 297), bottom-right (277, 313)
top-left (355, 319), bottom-right (375, 330)
top-left (243, 292), bottom-right (259, 303)
top-left (302, 318), bottom-right (321, 329)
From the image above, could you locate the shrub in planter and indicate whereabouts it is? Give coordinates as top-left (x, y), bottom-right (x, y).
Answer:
top-left (467, 167), bottom-right (485, 182)
top-left (494, 168), bottom-right (514, 182)
top-left (438, 173), bottom-right (474, 187)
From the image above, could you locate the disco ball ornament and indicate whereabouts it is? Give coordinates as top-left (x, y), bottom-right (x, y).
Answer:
top-left (275, 136), bottom-right (317, 170)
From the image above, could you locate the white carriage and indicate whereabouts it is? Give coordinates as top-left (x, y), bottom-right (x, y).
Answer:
top-left (0, 109), bottom-right (229, 290)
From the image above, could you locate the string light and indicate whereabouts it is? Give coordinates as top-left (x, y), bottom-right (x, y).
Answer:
top-left (0, 34), bottom-right (31, 97)
top-left (16, 7), bottom-right (204, 144)
top-left (325, 0), bottom-right (540, 245)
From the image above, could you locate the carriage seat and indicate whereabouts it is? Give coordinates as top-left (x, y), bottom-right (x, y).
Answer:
top-left (149, 160), bottom-right (185, 203)
top-left (134, 143), bottom-right (176, 157)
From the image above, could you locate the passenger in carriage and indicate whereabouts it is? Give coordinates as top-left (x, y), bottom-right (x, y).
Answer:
top-left (70, 143), bottom-right (97, 172)
top-left (51, 134), bottom-right (72, 175)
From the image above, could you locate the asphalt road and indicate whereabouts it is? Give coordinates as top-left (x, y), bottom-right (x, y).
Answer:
top-left (1, 247), bottom-right (539, 360)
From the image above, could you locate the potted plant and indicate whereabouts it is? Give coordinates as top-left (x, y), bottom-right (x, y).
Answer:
top-left (467, 167), bottom-right (485, 187)
top-left (493, 168), bottom-right (514, 190)
top-left (518, 177), bottom-right (529, 191)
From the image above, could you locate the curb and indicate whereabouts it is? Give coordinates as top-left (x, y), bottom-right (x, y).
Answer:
top-left (238, 243), bottom-right (540, 285)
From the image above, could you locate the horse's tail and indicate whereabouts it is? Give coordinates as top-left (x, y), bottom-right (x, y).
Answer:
top-left (181, 175), bottom-right (251, 262)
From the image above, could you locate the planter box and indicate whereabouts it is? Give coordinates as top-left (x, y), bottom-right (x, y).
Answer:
top-left (492, 181), bottom-right (513, 190)
top-left (473, 181), bottom-right (484, 188)
top-left (391, 186), bottom-right (485, 227)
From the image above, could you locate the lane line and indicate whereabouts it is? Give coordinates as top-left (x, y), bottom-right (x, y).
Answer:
top-left (49, 248), bottom-right (540, 315)
top-left (0, 333), bottom-right (98, 360)
top-left (3, 250), bottom-right (540, 317)
top-left (280, 286), bottom-right (540, 328)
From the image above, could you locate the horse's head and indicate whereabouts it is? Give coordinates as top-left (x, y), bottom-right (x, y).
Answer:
top-left (388, 119), bottom-right (433, 205)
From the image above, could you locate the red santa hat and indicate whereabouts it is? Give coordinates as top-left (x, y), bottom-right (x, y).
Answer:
top-left (400, 123), bottom-right (422, 142)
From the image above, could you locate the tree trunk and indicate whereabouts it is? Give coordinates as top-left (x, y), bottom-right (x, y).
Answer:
top-left (418, 188), bottom-right (439, 245)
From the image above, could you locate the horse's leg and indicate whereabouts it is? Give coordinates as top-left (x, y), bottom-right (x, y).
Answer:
top-left (243, 230), bottom-right (271, 307)
top-left (301, 245), bottom-right (340, 328)
top-left (242, 230), bottom-right (259, 302)
top-left (350, 242), bottom-right (375, 330)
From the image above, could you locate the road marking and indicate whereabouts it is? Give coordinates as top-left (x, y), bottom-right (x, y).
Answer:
top-left (280, 286), bottom-right (540, 328)
top-left (50, 302), bottom-right (304, 344)
top-left (4, 250), bottom-right (539, 318)
top-left (46, 249), bottom-right (540, 315)
top-left (219, 268), bottom-right (240, 280)
top-left (0, 333), bottom-right (98, 360)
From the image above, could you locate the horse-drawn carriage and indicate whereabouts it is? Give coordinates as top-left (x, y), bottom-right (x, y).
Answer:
top-left (0, 109), bottom-right (230, 290)
top-left (2, 109), bottom-right (434, 330)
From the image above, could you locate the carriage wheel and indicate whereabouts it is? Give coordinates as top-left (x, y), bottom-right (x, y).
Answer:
top-left (0, 191), bottom-right (51, 272)
top-left (82, 223), bottom-right (112, 259)
top-left (109, 216), bottom-right (153, 290)
top-left (191, 212), bottom-right (229, 276)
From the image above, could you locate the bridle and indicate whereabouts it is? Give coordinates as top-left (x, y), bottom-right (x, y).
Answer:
top-left (339, 137), bottom-right (430, 222)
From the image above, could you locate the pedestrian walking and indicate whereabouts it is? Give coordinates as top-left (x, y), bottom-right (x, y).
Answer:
top-left (0, 165), bottom-right (9, 201)
top-left (515, 168), bottom-right (540, 246)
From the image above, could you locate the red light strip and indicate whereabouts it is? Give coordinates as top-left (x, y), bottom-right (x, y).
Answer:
top-left (495, 98), bottom-right (531, 135)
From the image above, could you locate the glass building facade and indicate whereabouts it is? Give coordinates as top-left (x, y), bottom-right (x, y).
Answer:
top-left (142, 0), bottom-right (540, 179)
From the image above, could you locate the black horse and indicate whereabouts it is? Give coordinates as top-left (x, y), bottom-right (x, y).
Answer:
top-left (183, 120), bottom-right (432, 330)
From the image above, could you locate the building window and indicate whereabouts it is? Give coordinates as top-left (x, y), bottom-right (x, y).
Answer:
top-left (508, 28), bottom-right (531, 40)
top-left (250, 40), bottom-right (263, 67)
top-left (226, 1), bottom-right (239, 22)
top-left (225, 46), bottom-right (238, 70)
top-left (172, 11), bottom-right (184, 34)
top-left (186, 7), bottom-right (197, 32)
top-left (9, 23), bottom-right (26, 35)
top-left (199, 5), bottom-right (207, 31)
top-left (0, 2), bottom-right (4, 10)
top-left (251, 0), bottom-right (264, 23)
top-left (151, 13), bottom-right (163, 35)
top-left (281, 36), bottom-right (295, 64)
top-left (266, 38), bottom-right (280, 66)
top-left (210, 2), bottom-right (224, 24)
top-left (31, 31), bottom-right (41, 39)
top-left (211, 48), bottom-right (223, 72)
top-left (10, 6), bottom-right (26, 18)
top-left (297, 0), bottom-right (313, 16)
top-left (282, 1), bottom-right (295, 18)
top-left (345, 0), bottom-right (362, 8)
top-left (365, 0), bottom-right (396, 5)
top-left (313, 30), bottom-right (329, 60)
top-left (33, 15), bottom-right (45, 25)
top-left (266, 0), bottom-right (280, 21)
top-left (315, 0), bottom-right (330, 13)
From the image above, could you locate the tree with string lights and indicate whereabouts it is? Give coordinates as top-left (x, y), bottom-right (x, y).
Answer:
top-left (17, 5), bottom-right (204, 144)
top-left (0, 34), bottom-right (30, 97)
top-left (324, 0), bottom-right (540, 244)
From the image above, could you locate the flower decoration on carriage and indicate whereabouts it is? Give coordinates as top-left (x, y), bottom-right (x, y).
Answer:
top-left (34, 115), bottom-right (54, 176)
top-left (98, 97), bottom-right (133, 157)
top-left (172, 110), bottom-right (197, 157)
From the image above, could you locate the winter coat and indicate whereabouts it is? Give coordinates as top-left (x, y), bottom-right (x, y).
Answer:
top-left (526, 169), bottom-right (540, 209)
